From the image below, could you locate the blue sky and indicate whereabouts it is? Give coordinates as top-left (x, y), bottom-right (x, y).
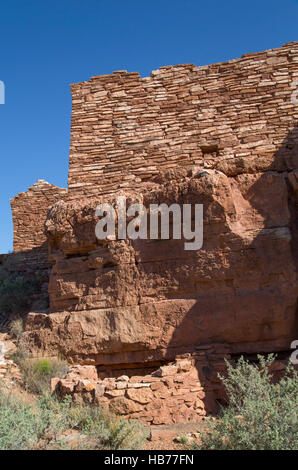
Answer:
top-left (0, 0), bottom-right (297, 253)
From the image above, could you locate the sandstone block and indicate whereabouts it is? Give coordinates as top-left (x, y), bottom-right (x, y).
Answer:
top-left (126, 387), bottom-right (153, 404)
top-left (109, 397), bottom-right (143, 415)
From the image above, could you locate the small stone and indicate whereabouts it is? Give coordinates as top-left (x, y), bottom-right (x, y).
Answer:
top-left (105, 389), bottom-right (125, 398)
top-left (154, 365), bottom-right (178, 377)
top-left (127, 382), bottom-right (151, 388)
top-left (51, 377), bottom-right (60, 393)
top-left (116, 375), bottom-right (129, 382)
top-left (116, 381), bottom-right (128, 389)
top-left (94, 383), bottom-right (105, 399)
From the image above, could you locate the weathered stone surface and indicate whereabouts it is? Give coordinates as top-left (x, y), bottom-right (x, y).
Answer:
top-left (51, 357), bottom-right (221, 424)
top-left (67, 43), bottom-right (298, 199)
top-left (126, 387), bottom-right (153, 404)
top-left (116, 375), bottom-right (129, 382)
top-left (109, 396), bottom-right (143, 415)
top-left (10, 180), bottom-right (67, 253)
top-left (105, 389), bottom-right (125, 398)
top-left (75, 380), bottom-right (96, 393)
top-left (68, 365), bottom-right (98, 381)
top-left (24, 167), bottom-right (298, 364)
top-left (154, 365), bottom-right (178, 377)
top-left (51, 377), bottom-right (60, 393)
top-left (94, 383), bottom-right (105, 399)
top-left (59, 379), bottom-right (75, 394)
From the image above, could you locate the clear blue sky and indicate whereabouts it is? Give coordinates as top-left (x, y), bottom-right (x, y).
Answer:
top-left (0, 0), bottom-right (297, 254)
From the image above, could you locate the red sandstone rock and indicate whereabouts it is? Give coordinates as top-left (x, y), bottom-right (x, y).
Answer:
top-left (51, 377), bottom-right (60, 393)
top-left (23, 167), bottom-right (298, 368)
top-left (155, 365), bottom-right (178, 377)
top-left (105, 389), bottom-right (125, 398)
top-left (176, 359), bottom-right (192, 372)
top-left (109, 397), bottom-right (143, 415)
top-left (59, 380), bottom-right (75, 394)
top-left (94, 384), bottom-right (105, 400)
top-left (126, 387), bottom-right (153, 404)
top-left (75, 380), bottom-right (96, 393)
top-left (68, 365), bottom-right (98, 380)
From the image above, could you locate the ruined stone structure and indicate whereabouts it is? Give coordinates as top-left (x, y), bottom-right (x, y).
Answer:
top-left (68, 42), bottom-right (298, 197)
top-left (10, 180), bottom-right (67, 254)
top-left (7, 181), bottom-right (67, 280)
top-left (53, 354), bottom-right (228, 425)
top-left (7, 42), bottom-right (298, 424)
top-left (53, 353), bottom-right (290, 425)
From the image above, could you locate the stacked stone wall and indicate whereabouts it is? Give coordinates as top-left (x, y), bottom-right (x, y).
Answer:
top-left (53, 348), bottom-right (294, 426)
top-left (53, 351), bottom-right (228, 425)
top-left (10, 180), bottom-right (67, 254)
top-left (68, 42), bottom-right (298, 198)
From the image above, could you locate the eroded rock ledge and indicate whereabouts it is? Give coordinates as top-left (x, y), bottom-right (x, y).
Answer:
top-left (24, 167), bottom-right (298, 367)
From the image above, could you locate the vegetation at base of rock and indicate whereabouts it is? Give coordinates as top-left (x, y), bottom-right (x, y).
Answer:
top-left (9, 318), bottom-right (24, 340)
top-left (0, 387), bottom-right (148, 450)
top-left (0, 277), bottom-right (39, 325)
top-left (18, 356), bottom-right (69, 395)
top-left (196, 355), bottom-right (298, 450)
top-left (33, 359), bottom-right (52, 375)
top-left (177, 435), bottom-right (188, 445)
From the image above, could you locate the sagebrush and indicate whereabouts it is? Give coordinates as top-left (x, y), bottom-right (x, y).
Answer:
top-left (17, 357), bottom-right (69, 395)
top-left (198, 355), bottom-right (298, 450)
top-left (0, 387), bottom-right (148, 450)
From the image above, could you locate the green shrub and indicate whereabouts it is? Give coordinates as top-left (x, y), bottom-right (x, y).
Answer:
top-left (18, 357), bottom-right (69, 395)
top-left (0, 277), bottom-right (39, 322)
top-left (33, 359), bottom-right (52, 375)
top-left (0, 387), bottom-right (148, 450)
top-left (0, 389), bottom-right (74, 450)
top-left (198, 355), bottom-right (298, 450)
top-left (178, 435), bottom-right (188, 445)
top-left (102, 413), bottom-right (149, 450)
top-left (0, 387), bottom-right (43, 450)
top-left (57, 401), bottom-right (148, 450)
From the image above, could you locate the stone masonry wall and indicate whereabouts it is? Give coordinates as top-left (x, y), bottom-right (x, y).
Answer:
top-left (52, 348), bottom-right (293, 425)
top-left (9, 42), bottom-right (298, 257)
top-left (53, 351), bottom-right (227, 425)
top-left (68, 42), bottom-right (298, 198)
top-left (10, 180), bottom-right (67, 253)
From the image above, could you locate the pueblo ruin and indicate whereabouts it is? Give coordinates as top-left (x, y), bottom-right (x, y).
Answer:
top-left (3, 42), bottom-right (298, 424)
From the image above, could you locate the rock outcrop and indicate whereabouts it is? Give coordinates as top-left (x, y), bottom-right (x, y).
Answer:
top-left (24, 165), bottom-right (298, 366)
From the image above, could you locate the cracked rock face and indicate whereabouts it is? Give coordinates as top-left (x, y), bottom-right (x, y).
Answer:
top-left (24, 167), bottom-right (298, 365)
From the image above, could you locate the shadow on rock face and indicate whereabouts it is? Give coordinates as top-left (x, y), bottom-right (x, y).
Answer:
top-left (161, 126), bottom-right (298, 412)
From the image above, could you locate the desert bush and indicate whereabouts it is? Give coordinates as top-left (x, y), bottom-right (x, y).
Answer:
top-left (59, 401), bottom-right (148, 450)
top-left (198, 355), bottom-right (298, 450)
top-left (0, 386), bottom-right (44, 450)
top-left (0, 386), bottom-right (148, 450)
top-left (177, 435), bottom-right (188, 445)
top-left (33, 359), bottom-right (52, 375)
top-left (9, 318), bottom-right (24, 340)
top-left (100, 412), bottom-right (149, 450)
top-left (18, 357), bottom-right (69, 395)
top-left (0, 388), bottom-right (72, 450)
top-left (0, 277), bottom-right (39, 321)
